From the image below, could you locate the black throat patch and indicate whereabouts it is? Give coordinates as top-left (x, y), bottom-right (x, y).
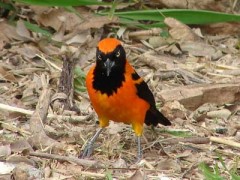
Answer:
top-left (92, 45), bottom-right (126, 96)
top-left (92, 66), bottom-right (125, 96)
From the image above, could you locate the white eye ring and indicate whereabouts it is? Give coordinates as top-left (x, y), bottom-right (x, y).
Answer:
top-left (98, 55), bottom-right (102, 60)
top-left (116, 51), bottom-right (120, 57)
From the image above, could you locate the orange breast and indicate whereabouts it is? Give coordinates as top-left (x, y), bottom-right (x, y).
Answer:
top-left (86, 63), bottom-right (149, 127)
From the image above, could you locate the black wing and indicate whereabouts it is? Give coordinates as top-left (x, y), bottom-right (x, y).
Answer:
top-left (132, 71), bottom-right (171, 126)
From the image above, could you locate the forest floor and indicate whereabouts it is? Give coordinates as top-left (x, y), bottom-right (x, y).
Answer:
top-left (0, 2), bottom-right (239, 180)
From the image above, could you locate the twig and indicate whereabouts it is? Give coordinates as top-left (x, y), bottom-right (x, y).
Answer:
top-left (36, 54), bottom-right (62, 71)
top-left (159, 136), bottom-right (240, 149)
top-left (181, 162), bottom-right (198, 178)
top-left (28, 74), bottom-right (60, 149)
top-left (160, 137), bottom-right (210, 145)
top-left (77, 171), bottom-right (105, 178)
top-left (128, 28), bottom-right (162, 37)
top-left (0, 120), bottom-right (31, 136)
top-left (29, 151), bottom-right (104, 168)
top-left (210, 136), bottom-right (240, 148)
top-left (0, 103), bottom-right (92, 123)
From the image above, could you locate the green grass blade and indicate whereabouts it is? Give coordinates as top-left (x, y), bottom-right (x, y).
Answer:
top-left (198, 162), bottom-right (224, 180)
top-left (23, 21), bottom-right (52, 37)
top-left (159, 129), bottom-right (193, 137)
top-left (74, 66), bottom-right (86, 93)
top-left (100, 9), bottom-right (240, 25)
top-left (0, 1), bottom-right (15, 10)
top-left (13, 0), bottom-right (109, 6)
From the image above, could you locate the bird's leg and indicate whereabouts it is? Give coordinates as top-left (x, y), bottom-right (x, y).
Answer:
top-left (137, 136), bottom-right (142, 162)
top-left (80, 128), bottom-right (104, 158)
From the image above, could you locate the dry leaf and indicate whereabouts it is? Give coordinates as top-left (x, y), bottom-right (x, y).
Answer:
top-left (77, 16), bottom-right (118, 31)
top-left (0, 162), bottom-right (16, 175)
top-left (164, 17), bottom-right (201, 42)
top-left (35, 8), bottom-right (82, 31)
top-left (0, 145), bottom-right (11, 158)
top-left (0, 20), bottom-right (25, 42)
top-left (12, 163), bottom-right (43, 180)
top-left (181, 41), bottom-right (218, 58)
top-left (16, 44), bottom-right (41, 59)
top-left (16, 20), bottom-right (32, 41)
top-left (129, 170), bottom-right (144, 180)
top-left (10, 140), bottom-right (33, 153)
top-left (157, 159), bottom-right (181, 172)
top-left (207, 109), bottom-right (232, 119)
top-left (0, 66), bottom-right (17, 82)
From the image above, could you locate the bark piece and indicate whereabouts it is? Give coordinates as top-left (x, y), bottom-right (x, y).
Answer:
top-left (158, 83), bottom-right (240, 110)
top-left (52, 54), bottom-right (80, 113)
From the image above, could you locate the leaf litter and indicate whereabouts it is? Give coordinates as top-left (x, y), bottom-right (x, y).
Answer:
top-left (0, 3), bottom-right (239, 180)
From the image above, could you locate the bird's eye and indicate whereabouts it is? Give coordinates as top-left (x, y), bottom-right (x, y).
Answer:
top-left (98, 55), bottom-right (102, 60)
top-left (116, 51), bottom-right (120, 57)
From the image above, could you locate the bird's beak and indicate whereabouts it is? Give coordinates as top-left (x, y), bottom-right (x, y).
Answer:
top-left (104, 59), bottom-right (115, 76)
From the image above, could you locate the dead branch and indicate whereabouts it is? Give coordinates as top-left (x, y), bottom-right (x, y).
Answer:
top-left (52, 54), bottom-right (79, 113)
top-left (160, 136), bottom-right (240, 149)
top-left (128, 28), bottom-right (162, 37)
top-left (210, 136), bottom-right (240, 149)
top-left (28, 151), bottom-right (104, 168)
top-left (28, 75), bottom-right (61, 149)
top-left (160, 137), bottom-right (210, 145)
top-left (0, 103), bottom-right (92, 123)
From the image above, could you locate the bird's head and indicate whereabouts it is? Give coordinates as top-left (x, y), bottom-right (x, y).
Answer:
top-left (96, 38), bottom-right (126, 77)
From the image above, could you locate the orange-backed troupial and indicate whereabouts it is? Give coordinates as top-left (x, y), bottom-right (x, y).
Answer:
top-left (81, 38), bottom-right (171, 160)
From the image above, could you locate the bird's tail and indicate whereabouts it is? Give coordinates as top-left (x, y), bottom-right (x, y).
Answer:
top-left (144, 107), bottom-right (171, 126)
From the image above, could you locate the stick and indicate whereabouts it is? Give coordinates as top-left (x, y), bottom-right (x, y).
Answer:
top-left (210, 136), bottom-right (240, 148)
top-left (0, 103), bottom-right (92, 123)
top-left (161, 136), bottom-right (240, 149)
top-left (29, 151), bottom-right (104, 168)
top-left (161, 137), bottom-right (210, 145)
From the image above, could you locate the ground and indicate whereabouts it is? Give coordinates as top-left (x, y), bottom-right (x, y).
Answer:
top-left (0, 2), bottom-right (240, 180)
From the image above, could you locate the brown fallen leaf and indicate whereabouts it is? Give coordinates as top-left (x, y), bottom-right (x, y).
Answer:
top-left (0, 145), bottom-right (11, 158)
top-left (28, 75), bottom-right (61, 149)
top-left (207, 109), bottom-right (232, 119)
top-left (12, 162), bottom-right (43, 180)
top-left (7, 155), bottom-right (36, 167)
top-left (35, 8), bottom-right (82, 32)
top-left (77, 16), bottom-right (118, 32)
top-left (15, 44), bottom-right (41, 59)
top-left (129, 170), bottom-right (144, 180)
top-left (0, 20), bottom-right (25, 42)
top-left (180, 41), bottom-right (218, 58)
top-left (16, 20), bottom-right (33, 41)
top-left (161, 100), bottom-right (187, 120)
top-left (0, 66), bottom-right (17, 82)
top-left (164, 17), bottom-right (201, 42)
top-left (157, 158), bottom-right (181, 172)
top-left (10, 139), bottom-right (33, 153)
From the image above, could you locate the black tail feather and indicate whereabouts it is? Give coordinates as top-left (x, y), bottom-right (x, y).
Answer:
top-left (144, 108), bottom-right (171, 126)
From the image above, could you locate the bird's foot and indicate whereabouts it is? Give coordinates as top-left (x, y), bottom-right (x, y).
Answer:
top-left (80, 141), bottom-right (94, 158)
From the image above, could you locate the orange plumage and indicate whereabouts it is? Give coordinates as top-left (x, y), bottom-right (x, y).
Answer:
top-left (82, 38), bottom-right (171, 160)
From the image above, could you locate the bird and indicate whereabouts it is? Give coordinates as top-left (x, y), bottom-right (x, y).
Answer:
top-left (81, 38), bottom-right (171, 161)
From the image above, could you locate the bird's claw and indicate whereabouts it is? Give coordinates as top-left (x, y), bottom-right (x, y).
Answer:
top-left (80, 142), bottom-right (94, 158)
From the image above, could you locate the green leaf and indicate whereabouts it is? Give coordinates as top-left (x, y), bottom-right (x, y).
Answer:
top-left (13, 0), bottom-right (109, 6)
top-left (159, 129), bottom-right (193, 137)
top-left (105, 170), bottom-right (113, 180)
top-left (231, 174), bottom-right (240, 180)
top-left (23, 21), bottom-right (52, 37)
top-left (74, 66), bottom-right (86, 93)
top-left (100, 9), bottom-right (240, 25)
top-left (199, 162), bottom-right (224, 180)
top-left (0, 1), bottom-right (15, 11)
